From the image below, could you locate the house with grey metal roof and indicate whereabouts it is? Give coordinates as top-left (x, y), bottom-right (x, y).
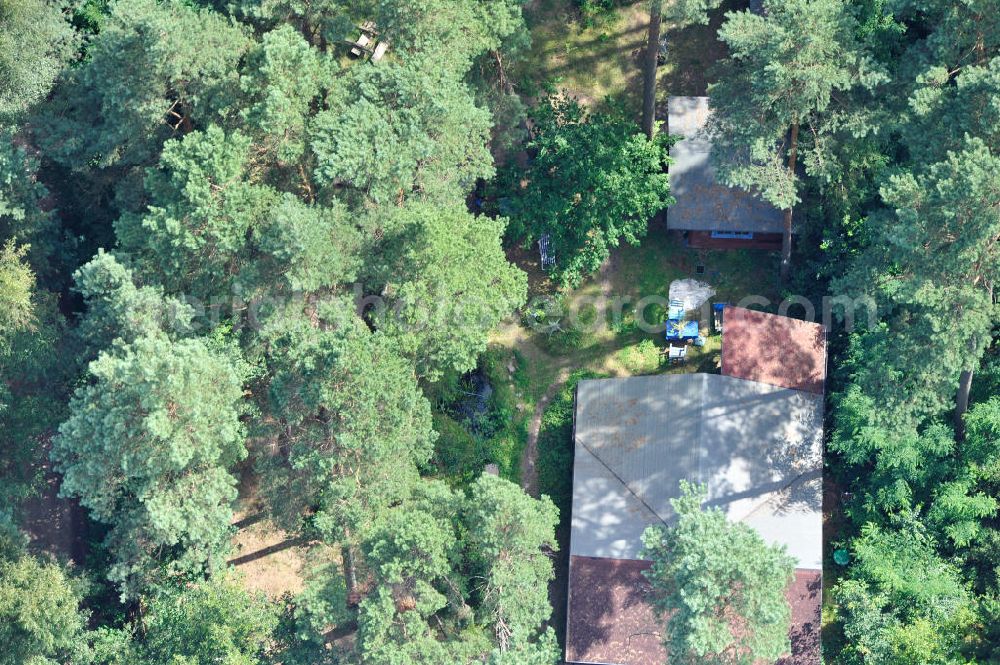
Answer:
top-left (565, 367), bottom-right (823, 664)
top-left (667, 96), bottom-right (786, 249)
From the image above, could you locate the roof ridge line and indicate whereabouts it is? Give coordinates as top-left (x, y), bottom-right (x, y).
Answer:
top-left (576, 440), bottom-right (669, 529)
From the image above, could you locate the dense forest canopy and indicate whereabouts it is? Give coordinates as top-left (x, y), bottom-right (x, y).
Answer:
top-left (0, 0), bottom-right (560, 661)
top-left (0, 0), bottom-right (998, 662)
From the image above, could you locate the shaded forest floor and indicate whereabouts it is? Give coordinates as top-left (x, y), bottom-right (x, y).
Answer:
top-left (518, 0), bottom-right (735, 114)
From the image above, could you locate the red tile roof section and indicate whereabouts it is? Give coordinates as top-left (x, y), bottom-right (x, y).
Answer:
top-left (721, 307), bottom-right (827, 394)
top-left (566, 556), bottom-right (821, 665)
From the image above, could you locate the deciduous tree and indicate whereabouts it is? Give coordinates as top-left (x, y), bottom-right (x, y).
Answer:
top-left (136, 575), bottom-right (279, 665)
top-left (832, 516), bottom-right (977, 664)
top-left (0, 547), bottom-right (90, 665)
top-left (0, 241), bottom-right (33, 350)
top-left (505, 95), bottom-right (672, 287)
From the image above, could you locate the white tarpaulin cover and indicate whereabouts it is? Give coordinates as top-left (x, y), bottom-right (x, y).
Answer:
top-left (668, 278), bottom-right (716, 311)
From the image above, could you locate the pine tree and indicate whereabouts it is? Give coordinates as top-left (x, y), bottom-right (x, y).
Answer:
top-left (34, 0), bottom-right (250, 170)
top-left (641, 482), bottom-right (795, 664)
top-left (52, 331), bottom-right (246, 596)
top-left (708, 0), bottom-right (882, 279)
top-left (366, 202), bottom-right (527, 380)
top-left (0, 0), bottom-right (76, 123)
top-left (463, 475), bottom-right (558, 654)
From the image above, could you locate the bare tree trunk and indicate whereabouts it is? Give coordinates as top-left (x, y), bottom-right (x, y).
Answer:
top-left (343, 538), bottom-right (358, 605)
top-left (780, 121), bottom-right (799, 282)
top-left (955, 369), bottom-right (973, 442)
top-left (641, 0), bottom-right (663, 140)
top-left (955, 369), bottom-right (974, 440)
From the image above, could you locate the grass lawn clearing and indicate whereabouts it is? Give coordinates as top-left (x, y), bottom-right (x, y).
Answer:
top-left (519, 0), bottom-right (649, 108)
top-left (489, 219), bottom-right (782, 490)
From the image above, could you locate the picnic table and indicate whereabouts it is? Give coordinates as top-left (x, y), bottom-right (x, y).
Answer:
top-left (665, 319), bottom-right (700, 342)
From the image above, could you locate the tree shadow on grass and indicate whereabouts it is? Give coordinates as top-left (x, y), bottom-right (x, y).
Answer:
top-left (228, 535), bottom-right (310, 566)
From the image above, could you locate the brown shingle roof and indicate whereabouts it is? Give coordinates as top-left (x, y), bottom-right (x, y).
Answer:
top-left (566, 556), bottom-right (821, 665)
top-left (721, 307), bottom-right (827, 395)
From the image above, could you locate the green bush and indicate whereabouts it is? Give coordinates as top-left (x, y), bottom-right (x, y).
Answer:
top-left (539, 326), bottom-right (589, 355)
top-left (480, 427), bottom-right (526, 482)
top-left (511, 349), bottom-right (531, 394)
top-left (575, 0), bottom-right (617, 26)
top-left (423, 368), bottom-right (465, 410)
top-left (537, 371), bottom-right (605, 524)
top-left (479, 349), bottom-right (526, 481)
top-left (430, 349), bottom-right (528, 485)
top-left (609, 313), bottom-right (637, 337)
top-left (431, 413), bottom-right (484, 484)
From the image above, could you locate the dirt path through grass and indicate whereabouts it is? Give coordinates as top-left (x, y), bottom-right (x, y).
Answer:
top-left (518, 256), bottom-right (618, 497)
top-left (520, 366), bottom-right (570, 497)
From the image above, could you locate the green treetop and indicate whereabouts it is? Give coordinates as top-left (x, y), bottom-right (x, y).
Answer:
top-left (904, 58), bottom-right (1000, 165)
top-left (52, 332), bottom-right (246, 597)
top-left (833, 515), bottom-right (976, 664)
top-left (117, 125), bottom-right (363, 302)
top-left (504, 95), bottom-right (672, 287)
top-left (0, 0), bottom-right (77, 124)
top-left (35, 0), bottom-right (250, 170)
top-left (640, 482), bottom-right (795, 665)
top-left (375, 0), bottom-right (526, 76)
top-left (879, 138), bottom-right (1000, 296)
top-left (134, 575), bottom-right (280, 665)
top-left (0, 241), bottom-right (33, 352)
top-left (662, 0), bottom-right (722, 28)
top-left (0, 130), bottom-right (68, 284)
top-left (72, 251), bottom-right (194, 354)
top-left (114, 126), bottom-right (278, 301)
top-left (710, 0), bottom-right (878, 207)
top-left (354, 495), bottom-right (463, 665)
top-left (463, 474), bottom-right (559, 654)
top-left (890, 0), bottom-right (999, 75)
top-left (239, 25), bottom-right (337, 165)
top-left (310, 62), bottom-right (494, 205)
top-left (259, 301), bottom-right (435, 545)
top-left (709, 0), bottom-right (883, 278)
top-left (367, 202), bottom-right (527, 380)
top-left (833, 137), bottom-right (1000, 446)
top-left (0, 551), bottom-right (90, 665)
